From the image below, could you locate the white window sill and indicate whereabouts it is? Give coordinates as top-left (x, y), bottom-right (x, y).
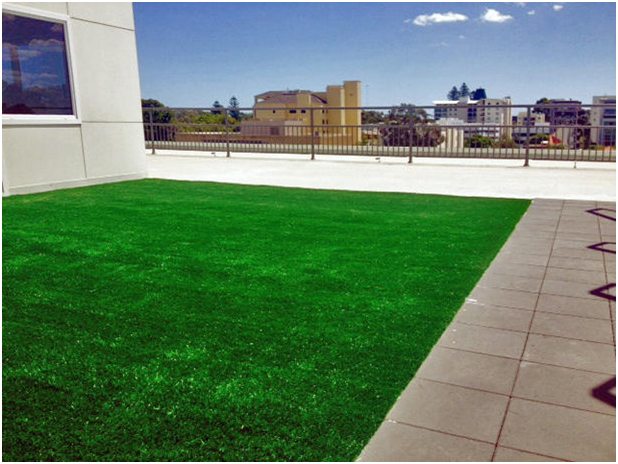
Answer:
top-left (2, 117), bottom-right (81, 126)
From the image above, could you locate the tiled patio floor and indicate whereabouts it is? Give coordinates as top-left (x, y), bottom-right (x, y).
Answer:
top-left (358, 199), bottom-right (616, 462)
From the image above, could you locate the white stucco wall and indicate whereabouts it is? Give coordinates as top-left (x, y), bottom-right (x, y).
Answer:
top-left (2, 2), bottom-right (146, 195)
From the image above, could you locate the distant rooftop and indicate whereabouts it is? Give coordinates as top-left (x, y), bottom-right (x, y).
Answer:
top-left (433, 99), bottom-right (479, 105)
top-left (255, 90), bottom-right (327, 104)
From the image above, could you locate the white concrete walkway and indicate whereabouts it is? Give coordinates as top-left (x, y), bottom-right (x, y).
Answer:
top-left (146, 151), bottom-right (616, 201)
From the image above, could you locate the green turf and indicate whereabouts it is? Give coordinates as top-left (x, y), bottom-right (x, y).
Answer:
top-left (3, 179), bottom-right (529, 461)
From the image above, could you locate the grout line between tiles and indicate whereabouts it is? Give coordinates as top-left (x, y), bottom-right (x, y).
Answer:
top-left (490, 200), bottom-right (563, 461)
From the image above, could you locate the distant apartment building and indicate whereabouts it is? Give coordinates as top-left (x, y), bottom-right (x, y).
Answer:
top-left (537, 99), bottom-right (583, 125)
top-left (479, 98), bottom-right (513, 129)
top-left (433, 97), bottom-right (478, 122)
top-left (590, 95), bottom-right (616, 146)
top-left (433, 96), bottom-right (512, 139)
top-left (241, 81), bottom-right (362, 144)
top-left (513, 111), bottom-right (547, 126)
top-left (511, 111), bottom-right (551, 145)
top-left (534, 99), bottom-right (584, 146)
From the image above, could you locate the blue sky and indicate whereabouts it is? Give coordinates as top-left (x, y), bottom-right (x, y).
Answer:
top-left (134, 2), bottom-right (616, 108)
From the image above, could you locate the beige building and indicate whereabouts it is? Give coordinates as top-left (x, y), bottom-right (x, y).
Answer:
top-left (2, 3), bottom-right (146, 195)
top-left (478, 98), bottom-right (513, 133)
top-left (590, 95), bottom-right (616, 146)
top-left (514, 111), bottom-right (547, 126)
top-left (241, 81), bottom-right (362, 144)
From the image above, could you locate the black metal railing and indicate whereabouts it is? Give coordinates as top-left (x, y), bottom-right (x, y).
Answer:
top-left (143, 103), bottom-right (616, 163)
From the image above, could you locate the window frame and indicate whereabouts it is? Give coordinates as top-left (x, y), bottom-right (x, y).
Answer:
top-left (2, 3), bottom-right (81, 125)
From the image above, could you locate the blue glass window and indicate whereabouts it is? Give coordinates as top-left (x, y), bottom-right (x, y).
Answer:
top-left (2, 12), bottom-right (73, 115)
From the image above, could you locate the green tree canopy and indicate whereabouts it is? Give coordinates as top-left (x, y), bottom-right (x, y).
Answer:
top-left (459, 82), bottom-right (470, 98)
top-left (465, 134), bottom-right (494, 148)
top-left (211, 101), bottom-right (223, 115)
top-left (228, 96), bottom-right (240, 120)
top-left (387, 104), bottom-right (431, 125)
top-left (141, 98), bottom-right (172, 124)
top-left (447, 86), bottom-right (460, 101)
top-left (362, 110), bottom-right (386, 124)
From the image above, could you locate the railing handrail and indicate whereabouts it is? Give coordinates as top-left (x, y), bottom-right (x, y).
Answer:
top-left (142, 103), bottom-right (617, 113)
top-left (148, 121), bottom-right (615, 129)
top-left (141, 102), bottom-right (616, 163)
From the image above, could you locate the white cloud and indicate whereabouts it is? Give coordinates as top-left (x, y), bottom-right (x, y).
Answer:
top-left (28, 38), bottom-right (64, 52)
top-left (515, 2), bottom-right (526, 7)
top-left (480, 8), bottom-right (514, 23)
top-left (413, 12), bottom-right (469, 27)
top-left (458, 34), bottom-right (466, 39)
top-left (527, 10), bottom-right (536, 15)
top-left (553, 4), bottom-right (564, 11)
top-left (2, 38), bottom-right (65, 64)
top-left (403, 18), bottom-right (412, 23)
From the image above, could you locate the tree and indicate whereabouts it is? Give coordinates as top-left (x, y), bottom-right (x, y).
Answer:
top-left (141, 98), bottom-right (172, 123)
top-left (447, 86), bottom-right (460, 101)
top-left (472, 88), bottom-right (487, 100)
top-left (362, 110), bottom-right (386, 124)
top-left (533, 97), bottom-right (551, 120)
top-left (380, 123), bottom-right (443, 147)
top-left (496, 134), bottom-right (517, 148)
top-left (388, 104), bottom-right (430, 125)
top-left (465, 134), bottom-right (493, 148)
top-left (171, 110), bottom-right (237, 133)
top-left (530, 133), bottom-right (549, 145)
top-left (211, 100), bottom-right (223, 115)
top-left (228, 96), bottom-right (240, 120)
top-left (459, 82), bottom-right (470, 98)
top-left (380, 104), bottom-right (443, 147)
top-left (195, 112), bottom-right (236, 132)
top-left (141, 98), bottom-right (174, 141)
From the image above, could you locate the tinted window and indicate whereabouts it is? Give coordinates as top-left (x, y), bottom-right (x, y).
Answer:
top-left (2, 13), bottom-right (73, 115)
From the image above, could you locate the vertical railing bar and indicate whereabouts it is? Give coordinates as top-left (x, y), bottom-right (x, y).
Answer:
top-left (524, 106), bottom-right (531, 166)
top-left (149, 107), bottom-right (155, 154)
top-left (408, 108), bottom-right (414, 164)
top-left (224, 109), bottom-right (230, 157)
top-left (310, 108), bottom-right (315, 160)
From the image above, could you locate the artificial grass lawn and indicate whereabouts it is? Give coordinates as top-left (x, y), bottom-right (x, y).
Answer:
top-left (3, 179), bottom-right (529, 461)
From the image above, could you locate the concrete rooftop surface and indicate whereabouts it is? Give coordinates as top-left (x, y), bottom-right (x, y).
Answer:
top-left (146, 150), bottom-right (616, 202)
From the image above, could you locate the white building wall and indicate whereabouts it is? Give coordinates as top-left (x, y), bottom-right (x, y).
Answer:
top-left (2, 2), bottom-right (146, 195)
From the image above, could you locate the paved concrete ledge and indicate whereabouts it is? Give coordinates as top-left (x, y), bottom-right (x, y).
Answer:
top-left (147, 151), bottom-right (616, 201)
top-left (358, 199), bottom-right (616, 462)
